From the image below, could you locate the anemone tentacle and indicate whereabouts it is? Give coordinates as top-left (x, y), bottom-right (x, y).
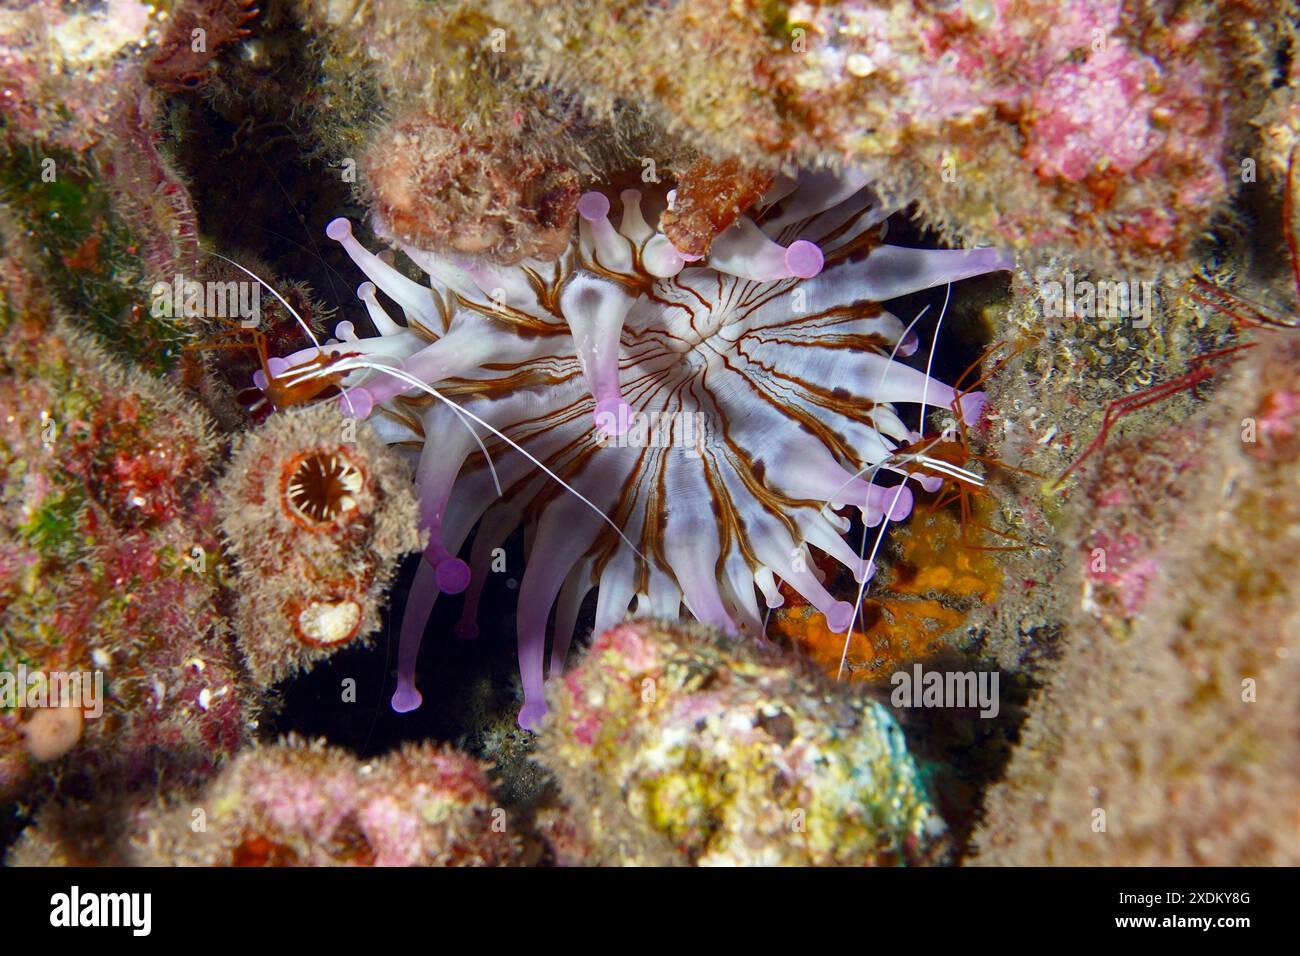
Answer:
top-left (271, 172), bottom-right (1012, 728)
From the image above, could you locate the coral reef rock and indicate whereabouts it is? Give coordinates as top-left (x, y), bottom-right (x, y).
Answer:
top-left (536, 619), bottom-right (947, 866)
top-left (0, 253), bottom-right (247, 799)
top-left (971, 334), bottom-right (1300, 866)
top-left (10, 737), bottom-right (523, 867)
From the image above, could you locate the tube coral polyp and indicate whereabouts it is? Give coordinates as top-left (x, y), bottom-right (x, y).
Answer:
top-left (265, 170), bottom-right (1012, 728)
top-left (217, 404), bottom-right (423, 686)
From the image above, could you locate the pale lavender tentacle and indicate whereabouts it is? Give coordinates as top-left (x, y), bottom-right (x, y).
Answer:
top-left (282, 170), bottom-right (1015, 730)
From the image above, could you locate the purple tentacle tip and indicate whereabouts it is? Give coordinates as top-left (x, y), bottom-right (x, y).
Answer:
top-left (958, 390), bottom-right (989, 427)
top-left (824, 601), bottom-right (855, 633)
top-left (886, 484), bottom-right (914, 522)
top-left (578, 191), bottom-right (611, 222)
top-left (517, 700), bottom-right (548, 731)
top-left (594, 397), bottom-right (633, 436)
top-left (785, 240), bottom-right (824, 279)
top-left (339, 387), bottom-right (374, 420)
top-left (914, 473), bottom-right (944, 494)
top-left (391, 683), bottom-right (423, 714)
top-left (435, 557), bottom-right (471, 594)
top-left (898, 328), bottom-right (920, 357)
top-left (326, 217), bottom-right (352, 242)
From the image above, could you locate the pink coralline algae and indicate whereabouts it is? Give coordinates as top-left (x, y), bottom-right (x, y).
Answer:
top-left (262, 169), bottom-right (1011, 728)
top-left (1024, 39), bottom-right (1163, 183)
top-left (491, 0), bottom-right (1261, 266)
top-left (1085, 532), bottom-right (1161, 620)
top-left (0, 0), bottom-right (158, 151)
top-left (8, 737), bottom-right (524, 866)
top-left (0, 0), bottom-right (258, 145)
top-left (792, 0), bottom-right (1228, 247)
top-left (1077, 420), bottom-right (1207, 626)
top-left (904, 0), bottom-right (1224, 185)
top-left (1245, 388), bottom-right (1300, 463)
top-left (125, 738), bottom-right (521, 867)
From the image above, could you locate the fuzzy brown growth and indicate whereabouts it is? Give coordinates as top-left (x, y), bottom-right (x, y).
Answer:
top-left (0, 248), bottom-right (247, 800)
top-left (659, 157), bottom-right (776, 257)
top-left (364, 112), bottom-right (579, 264)
top-left (147, 0), bottom-right (260, 92)
top-left (283, 450), bottom-right (364, 527)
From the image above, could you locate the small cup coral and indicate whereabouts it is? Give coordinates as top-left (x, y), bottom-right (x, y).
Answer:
top-left (217, 403), bottom-right (424, 685)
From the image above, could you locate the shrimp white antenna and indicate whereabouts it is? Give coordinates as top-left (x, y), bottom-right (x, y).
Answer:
top-left (205, 250), bottom-right (324, 351)
top-left (349, 378), bottom-right (505, 500)
top-left (323, 356), bottom-right (647, 562)
top-left (838, 470), bottom-right (908, 681)
top-left (918, 282), bottom-right (952, 428)
top-left (823, 303), bottom-right (930, 506)
top-left (834, 288), bottom-right (952, 680)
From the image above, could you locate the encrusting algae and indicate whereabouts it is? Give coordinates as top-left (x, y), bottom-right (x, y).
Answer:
top-left (535, 619), bottom-right (947, 866)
